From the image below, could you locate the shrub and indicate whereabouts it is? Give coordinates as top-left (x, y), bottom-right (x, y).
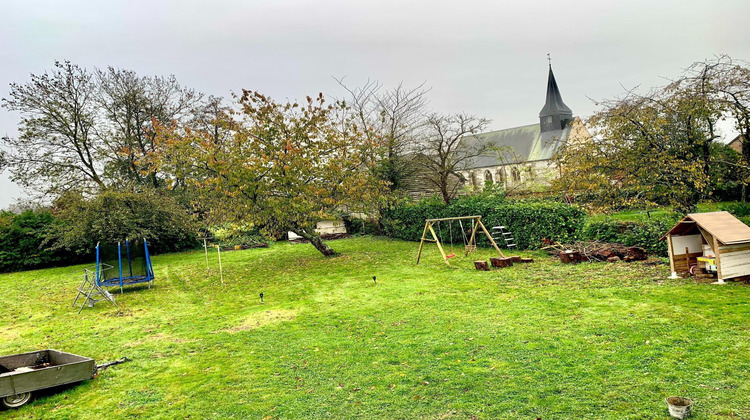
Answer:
top-left (0, 210), bottom-right (82, 272)
top-left (381, 195), bottom-right (586, 249)
top-left (719, 202), bottom-right (750, 218)
top-left (53, 189), bottom-right (199, 255)
top-left (580, 214), bottom-right (680, 257)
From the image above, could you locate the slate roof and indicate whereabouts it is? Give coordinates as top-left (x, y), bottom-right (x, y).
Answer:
top-left (463, 122), bottom-right (571, 168)
top-left (539, 65), bottom-right (573, 119)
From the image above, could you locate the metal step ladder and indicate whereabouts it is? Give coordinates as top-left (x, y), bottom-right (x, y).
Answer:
top-left (72, 267), bottom-right (118, 314)
top-left (492, 226), bottom-right (516, 249)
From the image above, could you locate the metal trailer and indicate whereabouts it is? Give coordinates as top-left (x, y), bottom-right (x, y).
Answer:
top-left (0, 350), bottom-right (98, 409)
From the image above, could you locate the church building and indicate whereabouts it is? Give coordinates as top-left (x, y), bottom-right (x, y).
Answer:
top-left (457, 63), bottom-right (591, 193)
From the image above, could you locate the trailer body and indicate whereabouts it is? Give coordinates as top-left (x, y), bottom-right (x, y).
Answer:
top-left (0, 350), bottom-right (95, 401)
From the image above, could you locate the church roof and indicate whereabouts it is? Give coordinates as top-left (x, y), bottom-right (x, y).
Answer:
top-left (462, 122), bottom-right (572, 168)
top-left (539, 65), bottom-right (573, 118)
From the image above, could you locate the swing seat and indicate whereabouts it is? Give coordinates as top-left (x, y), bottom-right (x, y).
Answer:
top-left (446, 253), bottom-right (456, 258)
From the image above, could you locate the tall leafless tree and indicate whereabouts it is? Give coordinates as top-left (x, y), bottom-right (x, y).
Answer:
top-left (335, 78), bottom-right (429, 191)
top-left (416, 113), bottom-right (490, 204)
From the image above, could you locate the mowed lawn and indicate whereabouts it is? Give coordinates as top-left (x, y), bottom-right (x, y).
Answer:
top-left (1, 237), bottom-right (749, 419)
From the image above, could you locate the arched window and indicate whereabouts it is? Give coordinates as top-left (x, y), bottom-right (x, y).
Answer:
top-left (511, 167), bottom-right (520, 182)
top-left (527, 166), bottom-right (535, 180)
top-left (470, 171), bottom-right (478, 188)
top-left (496, 168), bottom-right (505, 184)
top-left (484, 170), bottom-right (493, 184)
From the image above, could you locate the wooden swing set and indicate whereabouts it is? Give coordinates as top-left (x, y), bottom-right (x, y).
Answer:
top-left (416, 215), bottom-right (505, 266)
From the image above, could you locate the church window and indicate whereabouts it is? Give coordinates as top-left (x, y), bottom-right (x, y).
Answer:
top-left (470, 171), bottom-right (478, 188)
top-left (496, 168), bottom-right (505, 183)
top-left (484, 170), bottom-right (493, 184)
top-left (511, 167), bottom-right (520, 182)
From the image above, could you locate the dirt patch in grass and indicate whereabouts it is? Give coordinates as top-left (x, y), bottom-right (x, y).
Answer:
top-left (226, 309), bottom-right (297, 333)
top-left (123, 333), bottom-right (200, 348)
top-left (0, 328), bottom-right (20, 341)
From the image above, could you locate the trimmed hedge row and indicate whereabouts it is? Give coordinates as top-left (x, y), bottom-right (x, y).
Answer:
top-left (0, 210), bottom-right (83, 272)
top-left (580, 215), bottom-right (680, 257)
top-left (381, 195), bottom-right (586, 249)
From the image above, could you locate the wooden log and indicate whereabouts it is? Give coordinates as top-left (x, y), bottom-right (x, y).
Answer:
top-left (474, 261), bottom-right (490, 271)
top-left (559, 251), bottom-right (581, 264)
top-left (606, 256), bottom-right (621, 263)
top-left (509, 256), bottom-right (522, 263)
top-left (490, 257), bottom-right (512, 268)
top-left (520, 258), bottom-right (534, 264)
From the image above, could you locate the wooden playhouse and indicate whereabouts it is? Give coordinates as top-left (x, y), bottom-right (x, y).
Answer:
top-left (662, 211), bottom-right (750, 283)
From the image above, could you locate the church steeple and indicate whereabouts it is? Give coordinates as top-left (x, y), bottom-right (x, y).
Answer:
top-left (539, 59), bottom-right (573, 132)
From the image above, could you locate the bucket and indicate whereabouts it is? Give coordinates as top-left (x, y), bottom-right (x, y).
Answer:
top-left (665, 396), bottom-right (692, 419)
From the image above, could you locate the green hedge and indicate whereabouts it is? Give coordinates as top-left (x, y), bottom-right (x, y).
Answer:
top-left (0, 210), bottom-right (83, 272)
top-left (381, 195), bottom-right (586, 249)
top-left (580, 214), bottom-right (680, 257)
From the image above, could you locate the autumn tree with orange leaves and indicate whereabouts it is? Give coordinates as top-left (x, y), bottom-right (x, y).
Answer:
top-left (154, 91), bottom-right (385, 256)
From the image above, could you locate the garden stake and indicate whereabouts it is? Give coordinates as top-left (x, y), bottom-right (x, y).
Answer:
top-left (216, 245), bottom-right (224, 285)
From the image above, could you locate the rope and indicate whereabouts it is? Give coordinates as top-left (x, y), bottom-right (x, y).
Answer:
top-left (459, 220), bottom-right (469, 246)
top-left (448, 221), bottom-right (454, 252)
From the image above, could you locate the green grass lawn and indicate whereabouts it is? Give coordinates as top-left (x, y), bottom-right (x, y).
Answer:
top-left (586, 202), bottom-right (734, 223)
top-left (1, 237), bottom-right (749, 419)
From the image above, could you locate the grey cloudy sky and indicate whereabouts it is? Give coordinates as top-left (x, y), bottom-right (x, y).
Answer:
top-left (2, 0), bottom-right (749, 208)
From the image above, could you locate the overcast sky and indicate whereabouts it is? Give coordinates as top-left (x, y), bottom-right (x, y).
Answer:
top-left (2, 0), bottom-right (750, 209)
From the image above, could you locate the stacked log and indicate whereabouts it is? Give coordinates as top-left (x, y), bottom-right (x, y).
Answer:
top-left (490, 257), bottom-right (513, 268)
top-left (474, 261), bottom-right (490, 271)
top-left (559, 250), bottom-right (582, 264)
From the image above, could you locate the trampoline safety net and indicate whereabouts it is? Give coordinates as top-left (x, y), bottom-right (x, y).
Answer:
top-left (96, 240), bottom-right (154, 289)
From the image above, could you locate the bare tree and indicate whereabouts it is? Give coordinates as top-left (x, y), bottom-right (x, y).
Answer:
top-left (96, 67), bottom-right (202, 188)
top-left (1, 61), bottom-right (206, 198)
top-left (1, 61), bottom-right (104, 196)
top-left (416, 113), bottom-right (490, 204)
top-left (335, 78), bottom-right (429, 191)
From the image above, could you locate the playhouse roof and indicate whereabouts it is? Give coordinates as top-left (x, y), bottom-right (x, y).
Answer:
top-left (664, 211), bottom-right (750, 245)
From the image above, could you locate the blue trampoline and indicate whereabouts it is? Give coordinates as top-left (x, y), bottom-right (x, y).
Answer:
top-left (95, 239), bottom-right (154, 292)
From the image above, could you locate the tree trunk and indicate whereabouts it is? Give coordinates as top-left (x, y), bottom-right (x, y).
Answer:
top-left (294, 228), bottom-right (338, 257)
top-left (309, 235), bottom-right (338, 257)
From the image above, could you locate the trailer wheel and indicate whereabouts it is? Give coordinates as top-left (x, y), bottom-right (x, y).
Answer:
top-left (1, 392), bottom-right (32, 408)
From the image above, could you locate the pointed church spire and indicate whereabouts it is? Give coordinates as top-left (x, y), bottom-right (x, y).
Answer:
top-left (539, 57), bottom-right (573, 132)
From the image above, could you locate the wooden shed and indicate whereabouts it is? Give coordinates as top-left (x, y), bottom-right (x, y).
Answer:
top-left (662, 211), bottom-right (750, 283)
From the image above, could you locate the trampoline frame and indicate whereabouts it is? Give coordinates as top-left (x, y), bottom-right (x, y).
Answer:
top-left (95, 239), bottom-right (154, 293)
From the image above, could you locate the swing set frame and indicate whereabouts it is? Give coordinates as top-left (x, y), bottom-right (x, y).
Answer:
top-left (416, 215), bottom-right (505, 266)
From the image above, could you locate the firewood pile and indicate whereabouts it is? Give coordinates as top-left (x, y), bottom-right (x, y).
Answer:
top-left (543, 240), bottom-right (649, 263)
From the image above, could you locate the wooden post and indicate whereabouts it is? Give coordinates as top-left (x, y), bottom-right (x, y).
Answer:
top-left (415, 221), bottom-right (431, 264)
top-left (216, 245), bottom-right (224, 286)
top-left (203, 238), bottom-right (210, 273)
top-left (476, 218), bottom-right (505, 258)
top-left (667, 234), bottom-right (676, 275)
top-left (713, 236), bottom-right (724, 283)
top-left (428, 224), bottom-right (451, 266)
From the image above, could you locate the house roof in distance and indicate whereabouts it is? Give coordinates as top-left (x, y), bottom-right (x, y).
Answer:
top-left (664, 211), bottom-right (750, 245)
top-left (462, 123), bottom-right (572, 168)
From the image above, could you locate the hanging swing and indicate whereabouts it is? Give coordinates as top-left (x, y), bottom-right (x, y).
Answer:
top-left (439, 221), bottom-right (456, 258)
top-left (460, 219), bottom-right (477, 255)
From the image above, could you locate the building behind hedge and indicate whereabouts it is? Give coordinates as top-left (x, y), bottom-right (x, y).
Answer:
top-left (405, 64), bottom-right (591, 199)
